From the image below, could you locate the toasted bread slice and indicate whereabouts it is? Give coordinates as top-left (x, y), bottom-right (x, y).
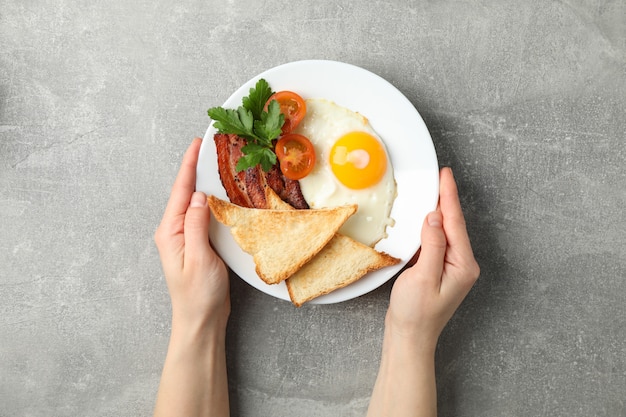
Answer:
top-left (264, 186), bottom-right (295, 210)
top-left (262, 187), bottom-right (401, 306)
top-left (285, 235), bottom-right (400, 306)
top-left (207, 195), bottom-right (357, 285)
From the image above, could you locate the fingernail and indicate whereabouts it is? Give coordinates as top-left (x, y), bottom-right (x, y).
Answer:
top-left (189, 191), bottom-right (207, 208)
top-left (427, 211), bottom-right (442, 227)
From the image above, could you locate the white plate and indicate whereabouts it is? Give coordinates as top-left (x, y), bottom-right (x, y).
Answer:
top-left (197, 60), bottom-right (439, 305)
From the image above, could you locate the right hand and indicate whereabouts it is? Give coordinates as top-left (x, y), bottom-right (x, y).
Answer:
top-left (386, 167), bottom-right (480, 351)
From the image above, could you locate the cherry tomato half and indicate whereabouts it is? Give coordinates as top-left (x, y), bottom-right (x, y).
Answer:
top-left (265, 91), bottom-right (306, 134)
top-left (274, 134), bottom-right (316, 180)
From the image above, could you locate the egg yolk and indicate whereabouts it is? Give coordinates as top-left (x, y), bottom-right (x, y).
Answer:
top-left (329, 131), bottom-right (387, 189)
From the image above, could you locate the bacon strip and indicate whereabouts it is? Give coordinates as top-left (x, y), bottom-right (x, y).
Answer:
top-left (213, 133), bottom-right (309, 209)
top-left (214, 133), bottom-right (253, 207)
top-left (283, 176), bottom-right (309, 209)
top-left (245, 166), bottom-right (268, 208)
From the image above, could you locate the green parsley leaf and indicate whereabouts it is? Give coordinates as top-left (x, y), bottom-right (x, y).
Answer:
top-left (208, 78), bottom-right (285, 172)
top-left (254, 100), bottom-right (284, 143)
top-left (236, 143), bottom-right (277, 172)
top-left (242, 79), bottom-right (273, 120)
top-left (207, 106), bottom-right (254, 140)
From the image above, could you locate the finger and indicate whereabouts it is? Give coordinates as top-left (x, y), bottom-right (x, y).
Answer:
top-left (162, 138), bottom-right (203, 222)
top-left (183, 191), bottom-right (212, 269)
top-left (439, 167), bottom-right (480, 298)
top-left (439, 167), bottom-right (473, 253)
top-left (411, 210), bottom-right (447, 290)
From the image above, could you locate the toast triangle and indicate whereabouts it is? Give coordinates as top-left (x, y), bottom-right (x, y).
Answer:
top-left (263, 188), bottom-right (400, 306)
top-left (207, 195), bottom-right (356, 285)
top-left (285, 235), bottom-right (400, 306)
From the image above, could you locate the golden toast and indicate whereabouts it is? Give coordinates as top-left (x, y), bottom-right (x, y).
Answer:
top-left (263, 188), bottom-right (401, 306)
top-left (207, 195), bottom-right (356, 285)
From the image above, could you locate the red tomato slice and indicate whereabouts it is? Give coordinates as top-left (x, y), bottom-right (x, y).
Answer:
top-left (274, 134), bottom-right (316, 180)
top-left (265, 91), bottom-right (306, 134)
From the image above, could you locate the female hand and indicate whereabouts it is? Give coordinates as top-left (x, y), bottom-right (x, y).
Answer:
top-left (387, 167), bottom-right (480, 351)
top-left (367, 167), bottom-right (479, 417)
top-left (154, 138), bottom-right (230, 331)
top-left (153, 138), bottom-right (231, 417)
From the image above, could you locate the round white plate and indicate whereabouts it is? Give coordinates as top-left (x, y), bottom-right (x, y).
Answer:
top-left (197, 60), bottom-right (439, 305)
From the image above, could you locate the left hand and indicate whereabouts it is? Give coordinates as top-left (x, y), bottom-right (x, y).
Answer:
top-left (154, 138), bottom-right (230, 332)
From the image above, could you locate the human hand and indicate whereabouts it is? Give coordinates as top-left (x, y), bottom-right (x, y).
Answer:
top-left (386, 167), bottom-right (479, 352)
top-left (153, 139), bottom-right (231, 417)
top-left (154, 138), bottom-right (230, 332)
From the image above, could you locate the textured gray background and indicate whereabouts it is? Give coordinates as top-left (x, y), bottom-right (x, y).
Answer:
top-left (1, 0), bottom-right (625, 416)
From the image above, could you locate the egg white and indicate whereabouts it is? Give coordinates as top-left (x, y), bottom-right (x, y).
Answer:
top-left (293, 99), bottom-right (397, 247)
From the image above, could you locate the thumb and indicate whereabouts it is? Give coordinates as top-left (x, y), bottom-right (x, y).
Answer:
top-left (413, 210), bottom-right (447, 286)
top-left (183, 191), bottom-right (211, 261)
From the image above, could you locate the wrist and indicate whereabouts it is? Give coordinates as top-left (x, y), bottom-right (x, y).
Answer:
top-left (170, 298), bottom-right (230, 337)
top-left (384, 312), bottom-right (439, 357)
top-left (369, 318), bottom-right (438, 417)
top-left (169, 312), bottom-right (228, 354)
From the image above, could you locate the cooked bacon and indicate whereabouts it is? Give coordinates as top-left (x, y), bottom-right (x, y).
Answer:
top-left (265, 165), bottom-right (310, 209)
top-left (244, 166), bottom-right (268, 209)
top-left (213, 133), bottom-right (309, 209)
top-left (283, 177), bottom-right (309, 209)
top-left (265, 165), bottom-right (285, 197)
top-left (214, 133), bottom-right (253, 207)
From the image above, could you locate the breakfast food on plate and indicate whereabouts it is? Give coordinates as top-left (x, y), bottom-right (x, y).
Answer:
top-left (207, 195), bottom-right (357, 285)
top-left (208, 79), bottom-right (313, 210)
top-left (293, 98), bottom-right (397, 247)
top-left (207, 79), bottom-right (400, 305)
top-left (286, 233), bottom-right (400, 307)
top-left (213, 133), bottom-right (309, 209)
top-left (263, 187), bottom-right (400, 307)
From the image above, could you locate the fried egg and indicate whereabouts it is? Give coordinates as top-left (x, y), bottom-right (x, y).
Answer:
top-left (293, 99), bottom-right (397, 247)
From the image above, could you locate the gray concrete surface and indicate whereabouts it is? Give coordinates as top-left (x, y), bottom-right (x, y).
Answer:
top-left (1, 0), bottom-right (625, 416)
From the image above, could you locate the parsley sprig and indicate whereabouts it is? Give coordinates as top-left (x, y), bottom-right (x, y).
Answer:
top-left (208, 79), bottom-right (284, 172)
